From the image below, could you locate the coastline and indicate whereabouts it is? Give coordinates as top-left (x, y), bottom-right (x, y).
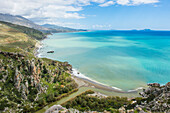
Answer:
top-left (34, 35), bottom-right (143, 96)
top-left (34, 40), bottom-right (43, 57)
top-left (71, 69), bottom-right (144, 94)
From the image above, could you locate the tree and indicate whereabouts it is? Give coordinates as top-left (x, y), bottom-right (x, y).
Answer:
top-left (38, 98), bottom-right (46, 107)
top-left (46, 93), bottom-right (54, 102)
top-left (81, 101), bottom-right (87, 107)
top-left (53, 76), bottom-right (57, 83)
top-left (54, 92), bottom-right (59, 97)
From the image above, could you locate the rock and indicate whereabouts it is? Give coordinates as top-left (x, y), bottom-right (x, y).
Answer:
top-left (148, 83), bottom-right (160, 87)
top-left (45, 105), bottom-right (64, 113)
top-left (139, 110), bottom-right (146, 113)
top-left (138, 82), bottom-right (170, 112)
top-left (137, 107), bottom-right (142, 111)
top-left (119, 107), bottom-right (126, 113)
top-left (127, 109), bottom-right (134, 113)
top-left (47, 51), bottom-right (54, 53)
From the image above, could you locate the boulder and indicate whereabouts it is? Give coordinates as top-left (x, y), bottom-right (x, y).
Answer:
top-left (148, 83), bottom-right (160, 87)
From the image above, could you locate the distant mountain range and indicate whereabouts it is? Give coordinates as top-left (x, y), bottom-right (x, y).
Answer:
top-left (0, 13), bottom-right (86, 33)
top-left (0, 13), bottom-right (49, 32)
top-left (41, 24), bottom-right (86, 32)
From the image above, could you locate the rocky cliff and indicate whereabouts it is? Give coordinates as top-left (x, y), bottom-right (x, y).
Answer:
top-left (0, 51), bottom-right (77, 112)
top-left (126, 82), bottom-right (170, 113)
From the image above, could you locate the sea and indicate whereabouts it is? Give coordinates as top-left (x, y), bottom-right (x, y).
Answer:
top-left (38, 30), bottom-right (170, 91)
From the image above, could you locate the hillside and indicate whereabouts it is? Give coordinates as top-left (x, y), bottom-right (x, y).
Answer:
top-left (0, 21), bottom-right (46, 40)
top-left (0, 21), bottom-right (36, 52)
top-left (0, 22), bottom-right (78, 113)
top-left (0, 21), bottom-right (47, 53)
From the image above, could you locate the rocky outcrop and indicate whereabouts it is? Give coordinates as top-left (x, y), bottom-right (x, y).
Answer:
top-left (0, 51), bottom-right (25, 60)
top-left (0, 50), bottom-right (78, 113)
top-left (137, 82), bottom-right (170, 112)
top-left (45, 105), bottom-right (65, 113)
top-left (47, 51), bottom-right (54, 53)
top-left (0, 51), bottom-right (46, 100)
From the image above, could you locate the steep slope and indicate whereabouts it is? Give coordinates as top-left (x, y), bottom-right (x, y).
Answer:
top-left (0, 21), bottom-right (46, 40)
top-left (0, 21), bottom-right (37, 52)
top-left (0, 21), bottom-right (78, 113)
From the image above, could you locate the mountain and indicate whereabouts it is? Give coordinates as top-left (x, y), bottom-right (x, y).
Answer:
top-left (0, 13), bottom-right (86, 33)
top-left (41, 24), bottom-right (87, 33)
top-left (0, 13), bottom-right (49, 32)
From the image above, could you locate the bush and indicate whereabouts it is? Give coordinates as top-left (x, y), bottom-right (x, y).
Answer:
top-left (62, 90), bottom-right (130, 112)
top-left (46, 93), bottom-right (55, 102)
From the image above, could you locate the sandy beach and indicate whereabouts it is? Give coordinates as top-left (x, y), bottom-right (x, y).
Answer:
top-left (71, 71), bottom-right (143, 94)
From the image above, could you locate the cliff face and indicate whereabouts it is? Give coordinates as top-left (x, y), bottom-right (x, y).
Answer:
top-left (0, 51), bottom-right (78, 112)
top-left (126, 82), bottom-right (170, 113)
top-left (137, 82), bottom-right (170, 112)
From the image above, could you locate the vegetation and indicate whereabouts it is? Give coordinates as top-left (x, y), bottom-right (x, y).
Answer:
top-left (0, 21), bottom-right (78, 112)
top-left (0, 21), bottom-right (39, 53)
top-left (0, 21), bottom-right (46, 40)
top-left (62, 90), bottom-right (130, 112)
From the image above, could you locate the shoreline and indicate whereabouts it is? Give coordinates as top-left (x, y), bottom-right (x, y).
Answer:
top-left (34, 34), bottom-right (144, 96)
top-left (71, 69), bottom-right (144, 93)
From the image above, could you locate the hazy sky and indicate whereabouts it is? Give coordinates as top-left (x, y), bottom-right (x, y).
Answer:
top-left (0, 0), bottom-right (170, 30)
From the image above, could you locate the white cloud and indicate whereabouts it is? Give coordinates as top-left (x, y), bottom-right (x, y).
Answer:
top-left (92, 24), bottom-right (112, 29)
top-left (131, 0), bottom-right (159, 5)
top-left (99, 1), bottom-right (114, 7)
top-left (92, 0), bottom-right (106, 3)
top-left (117, 0), bottom-right (130, 5)
top-left (116, 0), bottom-right (159, 5)
top-left (0, 0), bottom-right (107, 19)
top-left (0, 0), bottom-right (160, 28)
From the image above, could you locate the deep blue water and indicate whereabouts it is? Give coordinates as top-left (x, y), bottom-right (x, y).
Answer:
top-left (39, 30), bottom-right (170, 91)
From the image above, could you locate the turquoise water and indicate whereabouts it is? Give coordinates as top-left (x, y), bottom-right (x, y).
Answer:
top-left (39, 30), bottom-right (170, 91)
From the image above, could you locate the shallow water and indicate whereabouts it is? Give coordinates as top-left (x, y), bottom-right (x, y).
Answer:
top-left (39, 30), bottom-right (170, 91)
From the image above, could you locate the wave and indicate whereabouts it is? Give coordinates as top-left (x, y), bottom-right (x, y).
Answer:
top-left (127, 87), bottom-right (144, 92)
top-left (72, 68), bottom-right (123, 91)
top-left (72, 68), bottom-right (144, 93)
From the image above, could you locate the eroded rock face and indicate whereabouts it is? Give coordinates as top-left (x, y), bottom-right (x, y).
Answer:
top-left (0, 51), bottom-right (45, 100)
top-left (0, 51), bottom-right (78, 112)
top-left (138, 82), bottom-right (170, 112)
top-left (14, 67), bottom-right (23, 92)
top-left (0, 51), bottom-right (25, 59)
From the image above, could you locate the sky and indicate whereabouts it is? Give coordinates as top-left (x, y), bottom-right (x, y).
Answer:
top-left (0, 0), bottom-right (170, 30)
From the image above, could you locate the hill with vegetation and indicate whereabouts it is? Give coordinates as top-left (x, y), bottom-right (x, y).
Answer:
top-left (0, 21), bottom-right (78, 112)
top-left (0, 21), bottom-right (46, 40)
